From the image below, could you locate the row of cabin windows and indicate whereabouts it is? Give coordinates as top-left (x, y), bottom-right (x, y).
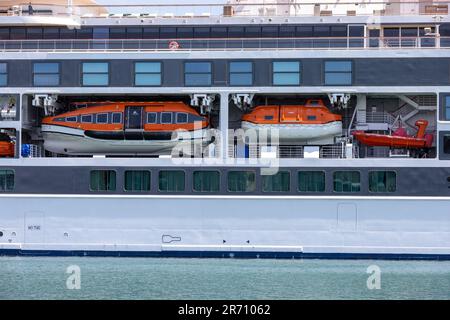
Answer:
top-left (58, 112), bottom-right (193, 125)
top-left (0, 25), bottom-right (362, 40)
top-left (89, 170), bottom-right (397, 193)
top-left (0, 61), bottom-right (353, 87)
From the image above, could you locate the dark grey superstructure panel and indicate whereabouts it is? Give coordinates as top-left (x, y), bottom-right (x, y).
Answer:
top-left (1, 58), bottom-right (449, 88)
top-left (1, 166), bottom-right (449, 196)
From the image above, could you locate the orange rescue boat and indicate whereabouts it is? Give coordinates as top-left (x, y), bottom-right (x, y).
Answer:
top-left (0, 133), bottom-right (14, 157)
top-left (352, 119), bottom-right (433, 149)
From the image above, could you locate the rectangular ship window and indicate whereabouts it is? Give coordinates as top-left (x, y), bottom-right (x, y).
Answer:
top-left (444, 135), bottom-right (450, 154)
top-left (273, 61), bottom-right (301, 85)
top-left (96, 113), bottom-right (108, 124)
top-left (135, 62), bottom-right (161, 86)
top-left (229, 61), bottom-right (253, 86)
top-left (176, 113), bottom-right (188, 124)
top-left (147, 112), bottom-right (157, 124)
top-left (112, 112), bottom-right (122, 124)
top-left (82, 62), bottom-right (109, 86)
top-left (159, 170), bottom-right (185, 192)
top-left (90, 170), bottom-right (116, 191)
top-left (445, 96), bottom-right (450, 120)
top-left (227, 171), bottom-right (256, 192)
top-left (333, 171), bottom-right (360, 192)
top-left (324, 61), bottom-right (352, 85)
top-left (160, 112), bottom-right (172, 124)
top-left (184, 62), bottom-right (212, 86)
top-left (0, 170), bottom-right (14, 191)
top-left (369, 171), bottom-right (396, 193)
top-left (298, 171), bottom-right (325, 192)
top-left (193, 171), bottom-right (220, 192)
top-left (124, 170), bottom-right (151, 192)
top-left (0, 63), bottom-right (7, 86)
top-left (81, 114), bottom-right (93, 123)
top-left (262, 171), bottom-right (290, 192)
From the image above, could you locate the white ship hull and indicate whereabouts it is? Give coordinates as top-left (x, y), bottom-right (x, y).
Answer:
top-left (241, 121), bottom-right (343, 145)
top-left (1, 195), bottom-right (449, 259)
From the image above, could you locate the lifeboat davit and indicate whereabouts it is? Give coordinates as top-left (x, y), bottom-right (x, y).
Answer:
top-left (352, 119), bottom-right (433, 149)
top-left (241, 99), bottom-right (342, 145)
top-left (41, 101), bottom-right (211, 156)
top-left (0, 133), bottom-right (14, 157)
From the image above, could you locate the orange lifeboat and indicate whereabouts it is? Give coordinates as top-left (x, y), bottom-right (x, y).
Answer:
top-left (41, 101), bottom-right (211, 155)
top-left (0, 133), bottom-right (14, 157)
top-left (241, 99), bottom-right (343, 145)
top-left (352, 120), bottom-right (433, 149)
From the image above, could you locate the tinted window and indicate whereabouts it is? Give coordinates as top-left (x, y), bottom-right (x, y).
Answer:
top-left (66, 116), bottom-right (77, 122)
top-left (33, 62), bottom-right (60, 86)
top-left (81, 115), bottom-right (93, 123)
top-left (193, 171), bottom-right (220, 192)
top-left (0, 63), bottom-right (6, 86)
top-left (324, 61), bottom-right (352, 85)
top-left (82, 62), bottom-right (109, 86)
top-left (90, 170), bottom-right (116, 191)
top-left (228, 171), bottom-right (256, 192)
top-left (444, 135), bottom-right (450, 154)
top-left (0, 170), bottom-right (14, 191)
top-left (176, 113), bottom-right (188, 123)
top-left (96, 113), bottom-right (108, 123)
top-left (445, 96), bottom-right (450, 120)
top-left (124, 170), bottom-right (151, 191)
top-left (273, 61), bottom-right (301, 85)
top-left (369, 171), bottom-right (396, 192)
top-left (161, 112), bottom-right (172, 124)
top-left (185, 62), bottom-right (212, 86)
top-left (298, 171), bottom-right (325, 192)
top-left (147, 112), bottom-right (157, 124)
top-left (262, 171), bottom-right (290, 192)
top-left (333, 171), bottom-right (360, 192)
top-left (229, 61), bottom-right (253, 86)
top-left (112, 112), bottom-right (122, 124)
top-left (135, 62), bottom-right (161, 86)
top-left (159, 170), bottom-right (185, 192)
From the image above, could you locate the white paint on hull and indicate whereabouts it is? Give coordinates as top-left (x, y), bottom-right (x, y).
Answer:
top-left (0, 196), bottom-right (449, 255)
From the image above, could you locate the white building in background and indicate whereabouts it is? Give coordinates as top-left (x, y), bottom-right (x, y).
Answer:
top-left (225, 0), bottom-right (449, 16)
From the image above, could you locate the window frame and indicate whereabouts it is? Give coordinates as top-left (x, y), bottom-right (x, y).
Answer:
top-left (262, 171), bottom-right (291, 193)
top-left (66, 116), bottom-right (77, 123)
top-left (146, 112), bottom-right (157, 124)
top-left (324, 60), bottom-right (353, 86)
top-left (80, 114), bottom-right (93, 123)
top-left (333, 170), bottom-right (361, 193)
top-left (368, 170), bottom-right (397, 193)
top-left (272, 60), bottom-right (301, 86)
top-left (160, 112), bottom-right (173, 124)
top-left (0, 169), bottom-right (14, 192)
top-left (176, 112), bottom-right (188, 124)
top-left (229, 61), bottom-right (254, 86)
top-left (297, 171), bottom-right (326, 193)
top-left (158, 170), bottom-right (186, 192)
top-left (184, 61), bottom-right (212, 87)
top-left (89, 170), bottom-right (117, 192)
top-left (81, 61), bottom-right (109, 87)
top-left (134, 61), bottom-right (162, 87)
top-left (445, 95), bottom-right (450, 121)
top-left (227, 170), bottom-right (257, 193)
top-left (111, 112), bottom-right (122, 124)
top-left (192, 170), bottom-right (221, 193)
top-left (124, 170), bottom-right (151, 192)
top-left (96, 113), bottom-right (109, 124)
top-left (0, 62), bottom-right (7, 87)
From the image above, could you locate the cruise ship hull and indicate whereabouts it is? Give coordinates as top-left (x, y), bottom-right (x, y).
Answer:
top-left (1, 195), bottom-right (449, 259)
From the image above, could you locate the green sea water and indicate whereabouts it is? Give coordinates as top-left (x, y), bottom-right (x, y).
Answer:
top-left (0, 257), bottom-right (449, 300)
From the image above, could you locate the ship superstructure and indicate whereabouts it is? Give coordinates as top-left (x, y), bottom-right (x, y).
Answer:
top-left (0, 0), bottom-right (449, 258)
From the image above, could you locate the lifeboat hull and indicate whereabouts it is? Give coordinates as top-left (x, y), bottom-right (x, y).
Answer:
top-left (0, 141), bottom-right (14, 157)
top-left (42, 125), bottom-right (212, 156)
top-left (352, 131), bottom-right (429, 148)
top-left (241, 121), bottom-right (342, 145)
